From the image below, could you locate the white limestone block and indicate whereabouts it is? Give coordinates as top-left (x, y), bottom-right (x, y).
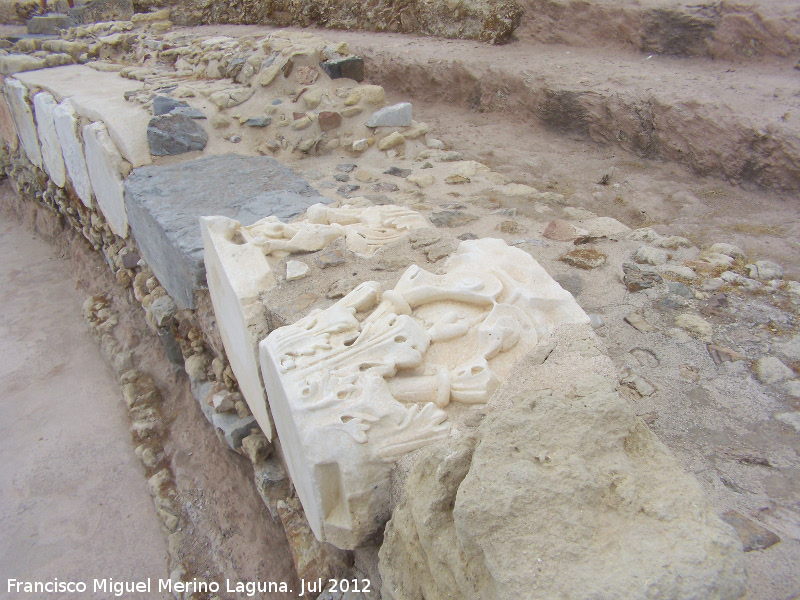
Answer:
top-left (259, 238), bottom-right (590, 549)
top-left (199, 204), bottom-right (431, 445)
top-left (83, 122), bottom-right (127, 237)
top-left (4, 78), bottom-right (41, 167)
top-left (286, 260), bottom-right (310, 281)
top-left (33, 92), bottom-right (67, 188)
top-left (53, 99), bottom-right (94, 208)
top-left (200, 215), bottom-right (277, 442)
top-left (15, 65), bottom-right (151, 167)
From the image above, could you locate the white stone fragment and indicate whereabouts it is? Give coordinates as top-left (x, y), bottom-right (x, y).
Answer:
top-left (53, 99), bottom-right (94, 207)
top-left (259, 238), bottom-right (590, 549)
top-left (365, 102), bottom-right (413, 128)
top-left (200, 204), bottom-right (429, 446)
top-left (83, 122), bottom-right (128, 237)
top-left (33, 92), bottom-right (67, 188)
top-left (286, 260), bottom-right (310, 281)
top-left (4, 78), bottom-right (42, 167)
top-left (201, 215), bottom-right (277, 442)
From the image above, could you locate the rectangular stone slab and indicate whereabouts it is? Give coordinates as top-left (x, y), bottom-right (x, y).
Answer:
top-left (124, 154), bottom-right (332, 309)
top-left (15, 65), bottom-right (150, 167)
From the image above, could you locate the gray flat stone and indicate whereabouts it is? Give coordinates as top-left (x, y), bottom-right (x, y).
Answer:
top-left (124, 155), bottom-right (331, 309)
top-left (147, 113), bottom-right (207, 156)
top-left (152, 95), bottom-right (189, 116)
top-left (319, 56), bottom-right (364, 82)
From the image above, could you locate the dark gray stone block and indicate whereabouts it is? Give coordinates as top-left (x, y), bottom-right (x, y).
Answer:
top-left (147, 113), bottom-right (208, 156)
top-left (152, 95), bottom-right (189, 116)
top-left (319, 56), bottom-right (364, 82)
top-left (124, 155), bottom-right (332, 309)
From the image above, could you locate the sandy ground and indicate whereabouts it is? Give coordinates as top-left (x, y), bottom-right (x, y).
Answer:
top-left (0, 207), bottom-right (171, 598)
top-left (0, 182), bottom-right (303, 599)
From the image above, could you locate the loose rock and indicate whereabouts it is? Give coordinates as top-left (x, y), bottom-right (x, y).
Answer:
top-left (147, 114), bottom-right (208, 156)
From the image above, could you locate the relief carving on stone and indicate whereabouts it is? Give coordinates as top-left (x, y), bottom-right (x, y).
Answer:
top-left (235, 202), bottom-right (429, 257)
top-left (200, 203), bottom-right (430, 448)
top-left (259, 238), bottom-right (590, 549)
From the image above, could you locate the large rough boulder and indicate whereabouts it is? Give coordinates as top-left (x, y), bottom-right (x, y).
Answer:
top-left (155, 0), bottom-right (523, 44)
top-left (379, 372), bottom-right (746, 600)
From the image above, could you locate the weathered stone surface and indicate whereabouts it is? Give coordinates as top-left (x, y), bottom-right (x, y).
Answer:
top-left (318, 111), bottom-right (342, 132)
top-left (147, 113), bottom-right (208, 156)
top-left (0, 95), bottom-right (18, 152)
top-left (0, 54), bottom-right (47, 76)
top-left (53, 99), bottom-right (93, 207)
top-left (32, 92), bottom-right (67, 188)
top-left (430, 210), bottom-right (478, 228)
top-left (675, 313), bottom-right (713, 341)
top-left (366, 102), bottom-right (413, 128)
top-left (753, 356), bottom-right (795, 385)
top-left (15, 65), bottom-right (150, 167)
top-left (623, 262), bottom-right (664, 292)
top-left (83, 121), bottom-right (128, 237)
top-left (245, 116), bottom-right (270, 127)
top-left (543, 218), bottom-right (584, 241)
top-left (260, 239), bottom-right (589, 549)
top-left (200, 216), bottom-right (277, 441)
top-left (168, 0), bottom-right (522, 44)
top-left (379, 374), bottom-right (746, 600)
top-left (721, 511), bottom-right (781, 552)
top-left (27, 13), bottom-right (74, 35)
top-left (286, 260), bottom-right (310, 281)
top-left (561, 247), bottom-right (607, 269)
top-left (125, 155), bottom-right (330, 309)
top-left (211, 412), bottom-right (256, 449)
top-left (65, 0), bottom-right (133, 24)
top-left (319, 56), bottom-right (364, 82)
top-left (4, 78), bottom-right (42, 167)
top-left (201, 204), bottom-right (428, 440)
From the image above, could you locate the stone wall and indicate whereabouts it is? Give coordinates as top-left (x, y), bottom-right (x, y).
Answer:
top-left (136, 0), bottom-right (524, 44)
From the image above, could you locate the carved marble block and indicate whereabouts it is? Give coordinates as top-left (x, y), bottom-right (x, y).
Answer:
top-left (259, 238), bottom-right (590, 549)
top-left (201, 203), bottom-right (429, 444)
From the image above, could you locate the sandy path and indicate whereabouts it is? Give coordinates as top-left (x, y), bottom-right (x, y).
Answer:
top-left (0, 209), bottom-right (171, 599)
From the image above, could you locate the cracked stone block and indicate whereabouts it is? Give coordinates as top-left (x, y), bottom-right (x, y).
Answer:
top-left (259, 238), bottom-right (589, 549)
top-left (83, 121), bottom-right (128, 237)
top-left (4, 78), bottom-right (41, 168)
top-left (33, 92), bottom-right (67, 188)
top-left (125, 155), bottom-right (331, 310)
top-left (53, 99), bottom-right (93, 207)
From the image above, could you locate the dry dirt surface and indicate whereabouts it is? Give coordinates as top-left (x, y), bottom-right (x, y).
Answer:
top-left (0, 201), bottom-right (171, 599)
top-left (0, 185), bottom-right (301, 599)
